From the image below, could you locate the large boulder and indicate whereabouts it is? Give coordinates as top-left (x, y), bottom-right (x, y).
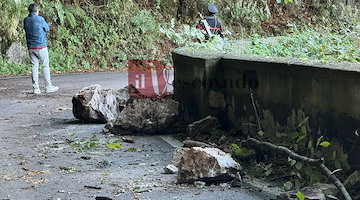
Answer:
top-left (114, 85), bottom-right (131, 111)
top-left (72, 84), bottom-right (119, 123)
top-left (5, 42), bottom-right (27, 64)
top-left (112, 98), bottom-right (179, 134)
top-left (174, 147), bottom-right (242, 184)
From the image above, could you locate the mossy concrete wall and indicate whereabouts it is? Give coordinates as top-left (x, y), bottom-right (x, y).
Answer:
top-left (172, 48), bottom-right (360, 168)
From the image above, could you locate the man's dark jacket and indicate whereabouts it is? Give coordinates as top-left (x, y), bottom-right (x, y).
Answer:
top-left (197, 16), bottom-right (223, 40)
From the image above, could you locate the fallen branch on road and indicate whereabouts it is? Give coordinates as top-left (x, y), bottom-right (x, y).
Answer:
top-left (183, 140), bottom-right (214, 148)
top-left (247, 137), bottom-right (352, 200)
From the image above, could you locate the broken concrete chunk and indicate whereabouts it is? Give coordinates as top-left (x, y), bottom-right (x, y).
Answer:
top-left (187, 115), bottom-right (219, 137)
top-left (164, 164), bottom-right (178, 174)
top-left (112, 98), bottom-right (179, 134)
top-left (175, 147), bottom-right (242, 184)
top-left (72, 84), bottom-right (118, 123)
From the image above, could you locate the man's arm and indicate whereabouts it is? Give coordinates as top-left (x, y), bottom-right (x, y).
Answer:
top-left (40, 17), bottom-right (50, 32)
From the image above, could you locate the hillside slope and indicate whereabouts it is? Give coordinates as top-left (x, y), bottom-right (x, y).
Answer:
top-left (0, 0), bottom-right (359, 75)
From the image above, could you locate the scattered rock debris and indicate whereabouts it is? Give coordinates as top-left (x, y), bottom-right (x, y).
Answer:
top-left (194, 181), bottom-right (206, 188)
top-left (95, 197), bottom-right (114, 200)
top-left (97, 160), bottom-right (111, 168)
top-left (74, 84), bottom-right (179, 134)
top-left (277, 186), bottom-right (326, 200)
top-left (80, 156), bottom-right (91, 160)
top-left (1, 72), bottom-right (276, 200)
top-left (230, 172), bottom-right (243, 187)
top-left (164, 164), bottom-right (178, 174)
top-left (121, 136), bottom-right (135, 143)
top-left (84, 185), bottom-right (102, 190)
top-left (187, 115), bottom-right (219, 137)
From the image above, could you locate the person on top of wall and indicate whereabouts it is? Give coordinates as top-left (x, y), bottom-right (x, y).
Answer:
top-left (196, 3), bottom-right (224, 41)
top-left (24, 3), bottom-right (59, 94)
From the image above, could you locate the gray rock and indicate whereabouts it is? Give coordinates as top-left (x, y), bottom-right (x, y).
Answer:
top-left (230, 172), bottom-right (242, 187)
top-left (219, 183), bottom-right (231, 189)
top-left (113, 98), bottom-right (178, 134)
top-left (313, 183), bottom-right (338, 196)
top-left (102, 122), bottom-right (114, 133)
top-left (344, 170), bottom-right (360, 198)
top-left (277, 186), bottom-right (326, 200)
top-left (5, 42), bottom-right (27, 64)
top-left (95, 197), bottom-right (114, 200)
top-left (176, 147), bottom-right (242, 184)
top-left (114, 86), bottom-right (131, 111)
top-left (164, 164), bottom-right (178, 174)
top-left (121, 136), bottom-right (135, 143)
top-left (171, 148), bottom-right (188, 168)
top-left (187, 115), bottom-right (219, 137)
top-left (72, 84), bottom-right (119, 123)
top-left (194, 181), bottom-right (206, 188)
top-left (344, 170), bottom-right (360, 186)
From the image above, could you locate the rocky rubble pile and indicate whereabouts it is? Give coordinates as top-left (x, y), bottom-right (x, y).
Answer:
top-left (72, 84), bottom-right (179, 134)
top-left (72, 85), bottom-right (350, 200)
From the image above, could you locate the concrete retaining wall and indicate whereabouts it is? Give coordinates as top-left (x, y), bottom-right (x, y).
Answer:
top-left (172, 48), bottom-right (360, 168)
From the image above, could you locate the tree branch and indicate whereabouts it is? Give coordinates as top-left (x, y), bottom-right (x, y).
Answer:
top-left (247, 137), bottom-right (352, 200)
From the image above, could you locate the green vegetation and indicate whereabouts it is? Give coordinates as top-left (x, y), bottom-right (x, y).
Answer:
top-left (0, 56), bottom-right (29, 75)
top-left (229, 94), bottom-right (352, 192)
top-left (245, 30), bottom-right (360, 63)
top-left (232, 116), bottom-right (350, 191)
top-left (0, 0), bottom-right (359, 76)
top-left (70, 134), bottom-right (122, 152)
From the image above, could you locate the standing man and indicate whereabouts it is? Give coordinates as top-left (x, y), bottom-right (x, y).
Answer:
top-left (24, 3), bottom-right (59, 94)
top-left (197, 3), bottom-right (224, 41)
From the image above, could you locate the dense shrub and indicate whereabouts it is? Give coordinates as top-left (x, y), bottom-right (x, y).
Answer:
top-left (245, 29), bottom-right (360, 62)
top-left (0, 0), bottom-right (30, 55)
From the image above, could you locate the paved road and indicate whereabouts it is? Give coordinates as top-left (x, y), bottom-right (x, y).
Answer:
top-left (0, 72), bottom-right (270, 200)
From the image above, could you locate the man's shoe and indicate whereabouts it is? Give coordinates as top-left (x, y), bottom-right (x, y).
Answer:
top-left (33, 88), bottom-right (41, 94)
top-left (45, 85), bottom-right (59, 93)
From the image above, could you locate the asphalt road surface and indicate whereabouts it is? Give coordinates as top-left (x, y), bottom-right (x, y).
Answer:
top-left (0, 72), bottom-right (272, 200)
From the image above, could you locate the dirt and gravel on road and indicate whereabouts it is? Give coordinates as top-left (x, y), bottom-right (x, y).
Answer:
top-left (0, 72), bottom-right (270, 200)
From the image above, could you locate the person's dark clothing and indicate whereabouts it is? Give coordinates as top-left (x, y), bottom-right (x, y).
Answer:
top-left (197, 16), bottom-right (223, 40)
